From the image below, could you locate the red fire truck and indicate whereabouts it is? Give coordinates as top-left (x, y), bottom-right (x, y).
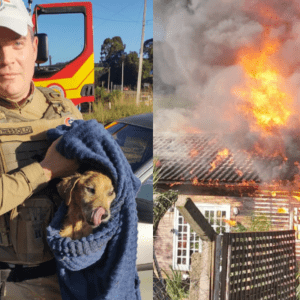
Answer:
top-left (31, 1), bottom-right (94, 107)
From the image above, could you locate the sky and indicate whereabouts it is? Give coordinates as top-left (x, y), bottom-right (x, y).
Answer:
top-left (28, 0), bottom-right (153, 64)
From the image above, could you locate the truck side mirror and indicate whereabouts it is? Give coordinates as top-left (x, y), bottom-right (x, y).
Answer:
top-left (35, 33), bottom-right (49, 64)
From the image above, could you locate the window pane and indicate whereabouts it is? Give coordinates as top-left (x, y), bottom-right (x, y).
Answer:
top-left (174, 205), bottom-right (230, 271)
top-left (107, 125), bottom-right (153, 172)
top-left (35, 13), bottom-right (84, 74)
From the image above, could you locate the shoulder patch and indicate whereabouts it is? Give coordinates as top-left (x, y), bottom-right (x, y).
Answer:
top-left (64, 117), bottom-right (75, 126)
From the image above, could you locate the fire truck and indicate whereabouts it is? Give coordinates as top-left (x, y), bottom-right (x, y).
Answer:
top-left (30, 1), bottom-right (94, 107)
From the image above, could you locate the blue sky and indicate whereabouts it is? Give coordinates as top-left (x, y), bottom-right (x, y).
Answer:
top-left (29, 0), bottom-right (153, 64)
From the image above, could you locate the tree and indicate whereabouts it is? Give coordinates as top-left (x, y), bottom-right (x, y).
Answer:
top-left (100, 36), bottom-right (126, 67)
top-left (143, 38), bottom-right (153, 84)
top-left (124, 51), bottom-right (139, 87)
top-left (97, 36), bottom-right (153, 89)
top-left (143, 38), bottom-right (153, 64)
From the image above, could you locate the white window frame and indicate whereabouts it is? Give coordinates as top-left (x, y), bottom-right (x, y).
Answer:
top-left (172, 203), bottom-right (231, 271)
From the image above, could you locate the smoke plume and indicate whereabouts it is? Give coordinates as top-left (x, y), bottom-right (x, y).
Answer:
top-left (154, 0), bottom-right (300, 182)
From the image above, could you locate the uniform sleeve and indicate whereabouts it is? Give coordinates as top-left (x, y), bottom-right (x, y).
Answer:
top-left (0, 162), bottom-right (48, 215)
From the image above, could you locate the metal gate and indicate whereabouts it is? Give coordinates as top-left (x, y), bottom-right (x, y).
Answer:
top-left (220, 230), bottom-right (297, 300)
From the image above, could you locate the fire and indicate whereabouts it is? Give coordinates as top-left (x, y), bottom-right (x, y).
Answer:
top-left (209, 148), bottom-right (230, 172)
top-left (190, 168), bottom-right (195, 175)
top-left (235, 169), bottom-right (243, 177)
top-left (232, 27), bottom-right (293, 135)
top-left (223, 219), bottom-right (237, 227)
top-left (169, 182), bottom-right (183, 187)
top-left (189, 149), bottom-right (199, 158)
top-left (184, 127), bottom-right (202, 134)
top-left (192, 177), bottom-right (199, 185)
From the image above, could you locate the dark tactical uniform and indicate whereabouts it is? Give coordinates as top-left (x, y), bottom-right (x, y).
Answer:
top-left (0, 84), bottom-right (82, 299)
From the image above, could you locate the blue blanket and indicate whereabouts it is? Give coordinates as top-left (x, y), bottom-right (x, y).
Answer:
top-left (46, 119), bottom-right (142, 300)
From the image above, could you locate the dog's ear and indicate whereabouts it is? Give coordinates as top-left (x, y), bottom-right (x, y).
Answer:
top-left (57, 174), bottom-right (81, 206)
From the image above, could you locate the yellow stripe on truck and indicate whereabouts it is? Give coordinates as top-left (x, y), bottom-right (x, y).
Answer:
top-left (35, 53), bottom-right (94, 99)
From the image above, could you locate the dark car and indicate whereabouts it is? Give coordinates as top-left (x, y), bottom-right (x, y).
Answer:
top-left (105, 113), bottom-right (153, 299)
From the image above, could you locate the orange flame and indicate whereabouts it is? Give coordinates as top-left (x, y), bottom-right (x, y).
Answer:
top-left (169, 182), bottom-right (183, 187)
top-left (192, 177), bottom-right (199, 185)
top-left (190, 168), bottom-right (195, 175)
top-left (224, 219), bottom-right (237, 227)
top-left (189, 149), bottom-right (199, 158)
top-left (209, 148), bottom-right (230, 172)
top-left (235, 169), bottom-right (243, 177)
top-left (184, 127), bottom-right (202, 134)
top-left (232, 27), bottom-right (293, 135)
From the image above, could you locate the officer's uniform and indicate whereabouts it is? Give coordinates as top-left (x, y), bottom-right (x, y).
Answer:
top-left (0, 83), bottom-right (82, 299)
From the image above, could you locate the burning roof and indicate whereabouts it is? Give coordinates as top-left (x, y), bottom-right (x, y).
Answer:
top-left (154, 0), bottom-right (300, 190)
top-left (154, 133), bottom-right (300, 186)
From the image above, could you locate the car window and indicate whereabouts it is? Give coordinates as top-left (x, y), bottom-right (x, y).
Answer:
top-left (136, 175), bottom-right (153, 201)
top-left (107, 124), bottom-right (153, 173)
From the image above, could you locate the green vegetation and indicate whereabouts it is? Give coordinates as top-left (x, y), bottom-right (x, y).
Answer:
top-left (94, 67), bottom-right (103, 72)
top-left (98, 36), bottom-right (153, 89)
top-left (83, 89), bottom-right (152, 124)
top-left (153, 158), bottom-right (178, 235)
top-left (232, 214), bottom-right (272, 233)
top-left (163, 266), bottom-right (189, 300)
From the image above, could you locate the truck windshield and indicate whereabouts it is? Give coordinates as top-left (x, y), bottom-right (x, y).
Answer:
top-left (34, 13), bottom-right (84, 76)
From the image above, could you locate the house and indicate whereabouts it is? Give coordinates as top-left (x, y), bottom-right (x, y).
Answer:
top-left (154, 133), bottom-right (300, 274)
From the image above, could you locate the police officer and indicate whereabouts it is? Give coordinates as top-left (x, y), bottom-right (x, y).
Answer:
top-left (0, 0), bottom-right (82, 298)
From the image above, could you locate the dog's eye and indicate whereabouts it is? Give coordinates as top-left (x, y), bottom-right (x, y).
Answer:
top-left (85, 187), bottom-right (95, 194)
top-left (108, 190), bottom-right (114, 196)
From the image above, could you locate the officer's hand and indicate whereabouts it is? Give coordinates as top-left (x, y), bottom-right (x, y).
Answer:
top-left (40, 137), bottom-right (79, 181)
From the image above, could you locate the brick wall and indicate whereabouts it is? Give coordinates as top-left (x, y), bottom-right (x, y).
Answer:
top-left (154, 210), bottom-right (175, 275)
top-left (155, 192), bottom-right (300, 276)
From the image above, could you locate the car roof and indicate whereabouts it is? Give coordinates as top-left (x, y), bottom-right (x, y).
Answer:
top-left (117, 113), bottom-right (153, 129)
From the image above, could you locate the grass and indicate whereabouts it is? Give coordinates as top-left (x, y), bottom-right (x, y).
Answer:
top-left (83, 92), bottom-right (152, 124)
top-left (162, 266), bottom-right (189, 300)
top-left (94, 67), bottom-right (103, 72)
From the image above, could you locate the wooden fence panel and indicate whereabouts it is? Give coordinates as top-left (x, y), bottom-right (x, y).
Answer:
top-left (221, 230), bottom-right (296, 300)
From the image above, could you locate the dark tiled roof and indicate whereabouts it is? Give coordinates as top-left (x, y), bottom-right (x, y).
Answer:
top-left (154, 133), bottom-right (295, 185)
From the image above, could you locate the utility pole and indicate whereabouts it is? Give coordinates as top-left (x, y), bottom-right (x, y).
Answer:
top-left (107, 67), bottom-right (110, 92)
top-left (136, 0), bottom-right (147, 105)
top-left (121, 60), bottom-right (124, 92)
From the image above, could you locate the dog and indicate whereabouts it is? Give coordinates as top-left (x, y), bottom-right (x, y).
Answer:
top-left (57, 170), bottom-right (116, 240)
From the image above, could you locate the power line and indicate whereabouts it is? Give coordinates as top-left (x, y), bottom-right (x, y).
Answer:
top-left (93, 16), bottom-right (153, 23)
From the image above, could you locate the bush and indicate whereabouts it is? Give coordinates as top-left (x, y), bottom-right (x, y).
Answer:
top-left (83, 93), bottom-right (152, 124)
top-left (232, 214), bottom-right (271, 233)
top-left (95, 87), bottom-right (123, 104)
top-left (95, 87), bottom-right (108, 103)
top-left (162, 266), bottom-right (189, 300)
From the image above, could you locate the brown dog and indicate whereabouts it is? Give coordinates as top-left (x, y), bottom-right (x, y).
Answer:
top-left (57, 170), bottom-right (116, 240)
